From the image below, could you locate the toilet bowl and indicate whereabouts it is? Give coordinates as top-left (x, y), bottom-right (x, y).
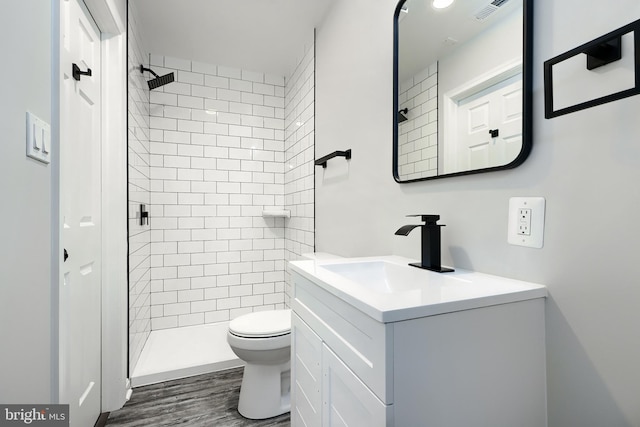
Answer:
top-left (227, 309), bottom-right (292, 419)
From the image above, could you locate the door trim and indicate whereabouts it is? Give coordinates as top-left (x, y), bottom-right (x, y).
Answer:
top-left (52, 0), bottom-right (128, 413)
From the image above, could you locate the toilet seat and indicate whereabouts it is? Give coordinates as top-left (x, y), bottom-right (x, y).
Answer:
top-left (229, 309), bottom-right (291, 338)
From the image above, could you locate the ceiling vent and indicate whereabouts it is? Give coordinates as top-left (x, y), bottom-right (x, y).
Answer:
top-left (473, 0), bottom-right (511, 21)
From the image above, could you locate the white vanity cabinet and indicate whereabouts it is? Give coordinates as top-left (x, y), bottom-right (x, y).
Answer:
top-left (290, 258), bottom-right (548, 427)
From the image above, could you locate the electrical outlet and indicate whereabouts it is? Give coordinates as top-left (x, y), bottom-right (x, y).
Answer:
top-left (518, 208), bottom-right (531, 235)
top-left (508, 197), bottom-right (545, 248)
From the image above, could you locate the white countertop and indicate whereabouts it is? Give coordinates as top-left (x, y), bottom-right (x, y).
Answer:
top-left (289, 255), bottom-right (547, 322)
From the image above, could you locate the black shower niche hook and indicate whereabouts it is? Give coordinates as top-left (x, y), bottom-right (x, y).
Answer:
top-left (72, 63), bottom-right (92, 81)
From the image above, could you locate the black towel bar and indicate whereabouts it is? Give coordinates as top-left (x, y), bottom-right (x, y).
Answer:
top-left (315, 149), bottom-right (352, 168)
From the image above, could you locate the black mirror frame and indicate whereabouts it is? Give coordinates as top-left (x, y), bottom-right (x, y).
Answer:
top-left (392, 0), bottom-right (534, 183)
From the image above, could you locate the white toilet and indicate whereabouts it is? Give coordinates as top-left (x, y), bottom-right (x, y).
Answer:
top-left (227, 309), bottom-right (292, 419)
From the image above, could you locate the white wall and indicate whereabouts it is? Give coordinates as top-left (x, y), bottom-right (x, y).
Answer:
top-left (315, 0), bottom-right (640, 425)
top-left (0, 0), bottom-right (53, 403)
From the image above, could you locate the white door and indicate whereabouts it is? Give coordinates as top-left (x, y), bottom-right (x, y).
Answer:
top-left (59, 0), bottom-right (102, 425)
top-left (455, 75), bottom-right (522, 171)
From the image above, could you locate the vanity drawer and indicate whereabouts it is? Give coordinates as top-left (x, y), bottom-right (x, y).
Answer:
top-left (292, 272), bottom-right (394, 404)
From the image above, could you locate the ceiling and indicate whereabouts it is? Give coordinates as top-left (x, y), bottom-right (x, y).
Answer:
top-left (398, 0), bottom-right (522, 81)
top-left (132, 0), bottom-right (336, 77)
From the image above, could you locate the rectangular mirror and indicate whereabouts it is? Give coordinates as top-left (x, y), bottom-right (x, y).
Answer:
top-left (393, 0), bottom-right (533, 182)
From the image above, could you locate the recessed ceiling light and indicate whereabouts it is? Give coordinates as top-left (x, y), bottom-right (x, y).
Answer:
top-left (433, 0), bottom-right (454, 9)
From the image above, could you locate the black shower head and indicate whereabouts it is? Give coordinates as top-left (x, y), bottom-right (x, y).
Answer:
top-left (140, 65), bottom-right (175, 90)
top-left (398, 108), bottom-right (409, 123)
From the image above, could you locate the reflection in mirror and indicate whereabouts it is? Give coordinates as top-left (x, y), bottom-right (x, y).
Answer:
top-left (394, 0), bottom-right (532, 182)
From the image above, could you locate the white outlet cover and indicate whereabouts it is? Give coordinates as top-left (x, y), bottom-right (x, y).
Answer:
top-left (508, 197), bottom-right (545, 248)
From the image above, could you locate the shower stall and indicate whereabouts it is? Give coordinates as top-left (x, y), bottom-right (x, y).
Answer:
top-left (127, 3), bottom-right (315, 386)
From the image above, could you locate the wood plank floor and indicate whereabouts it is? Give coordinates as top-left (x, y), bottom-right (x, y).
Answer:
top-left (105, 368), bottom-right (290, 427)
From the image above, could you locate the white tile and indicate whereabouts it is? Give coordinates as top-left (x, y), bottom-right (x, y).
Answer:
top-left (151, 142), bottom-right (178, 155)
top-left (205, 75), bottom-right (230, 89)
top-left (191, 252), bottom-right (217, 265)
top-left (191, 157), bottom-right (216, 169)
top-left (204, 123), bottom-right (229, 136)
top-left (204, 170), bottom-right (229, 182)
top-left (204, 263), bottom-right (230, 276)
top-left (191, 276), bottom-right (217, 289)
top-left (178, 95), bottom-right (204, 109)
top-left (163, 279), bottom-right (191, 291)
top-left (164, 302), bottom-right (191, 316)
top-left (178, 120), bottom-right (204, 133)
top-left (217, 296), bottom-right (243, 311)
top-left (217, 89), bottom-right (241, 102)
top-left (178, 70), bottom-right (204, 86)
top-left (177, 144), bottom-right (204, 157)
top-left (229, 125), bottom-right (252, 137)
top-left (178, 241), bottom-right (204, 253)
top-left (150, 91), bottom-right (178, 106)
top-left (150, 117), bottom-right (177, 131)
top-left (163, 82), bottom-right (191, 95)
top-left (191, 61), bottom-right (216, 75)
top-left (241, 295), bottom-right (264, 307)
top-left (241, 92), bottom-right (263, 105)
top-left (178, 265), bottom-right (204, 278)
top-left (228, 148), bottom-right (252, 160)
top-left (151, 291), bottom-right (177, 305)
top-left (191, 299), bottom-right (217, 313)
top-left (217, 66), bottom-right (242, 79)
top-left (161, 131), bottom-right (188, 146)
top-left (178, 217), bottom-right (205, 229)
top-left (191, 85), bottom-right (217, 100)
top-left (178, 313), bottom-right (204, 327)
top-left (191, 181), bottom-right (217, 193)
top-left (206, 99), bottom-right (230, 113)
top-left (178, 289), bottom-right (204, 302)
top-left (242, 70), bottom-right (264, 83)
top-left (229, 102), bottom-right (252, 115)
top-left (217, 112), bottom-right (241, 125)
top-left (253, 83), bottom-right (275, 96)
top-left (230, 79), bottom-right (253, 92)
top-left (229, 285), bottom-right (253, 297)
top-left (204, 240), bottom-right (229, 252)
top-left (151, 316), bottom-right (178, 330)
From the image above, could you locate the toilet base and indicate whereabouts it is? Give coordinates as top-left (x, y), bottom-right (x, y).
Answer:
top-left (238, 362), bottom-right (291, 419)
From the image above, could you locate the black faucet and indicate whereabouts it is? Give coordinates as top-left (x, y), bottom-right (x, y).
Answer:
top-left (395, 215), bottom-right (454, 273)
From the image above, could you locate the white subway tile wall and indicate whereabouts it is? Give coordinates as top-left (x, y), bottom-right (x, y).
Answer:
top-left (397, 62), bottom-right (438, 180)
top-left (146, 49), bottom-right (315, 330)
top-left (128, 3), bottom-right (151, 373)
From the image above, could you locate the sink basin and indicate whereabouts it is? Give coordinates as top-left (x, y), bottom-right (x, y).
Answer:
top-left (320, 261), bottom-right (432, 294)
top-left (290, 255), bottom-right (548, 322)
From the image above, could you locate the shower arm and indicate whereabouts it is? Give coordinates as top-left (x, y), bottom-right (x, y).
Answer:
top-left (140, 65), bottom-right (159, 78)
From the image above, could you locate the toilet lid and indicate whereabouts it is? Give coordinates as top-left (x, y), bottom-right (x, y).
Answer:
top-left (229, 309), bottom-right (292, 338)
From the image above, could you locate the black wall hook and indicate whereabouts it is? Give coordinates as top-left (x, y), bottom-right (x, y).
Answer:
top-left (72, 63), bottom-right (92, 81)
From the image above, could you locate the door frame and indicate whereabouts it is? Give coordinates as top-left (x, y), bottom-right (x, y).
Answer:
top-left (52, 0), bottom-right (129, 413)
top-left (442, 58), bottom-right (522, 174)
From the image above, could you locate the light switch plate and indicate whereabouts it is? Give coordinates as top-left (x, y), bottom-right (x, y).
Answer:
top-left (508, 197), bottom-right (545, 248)
top-left (26, 111), bottom-right (51, 164)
